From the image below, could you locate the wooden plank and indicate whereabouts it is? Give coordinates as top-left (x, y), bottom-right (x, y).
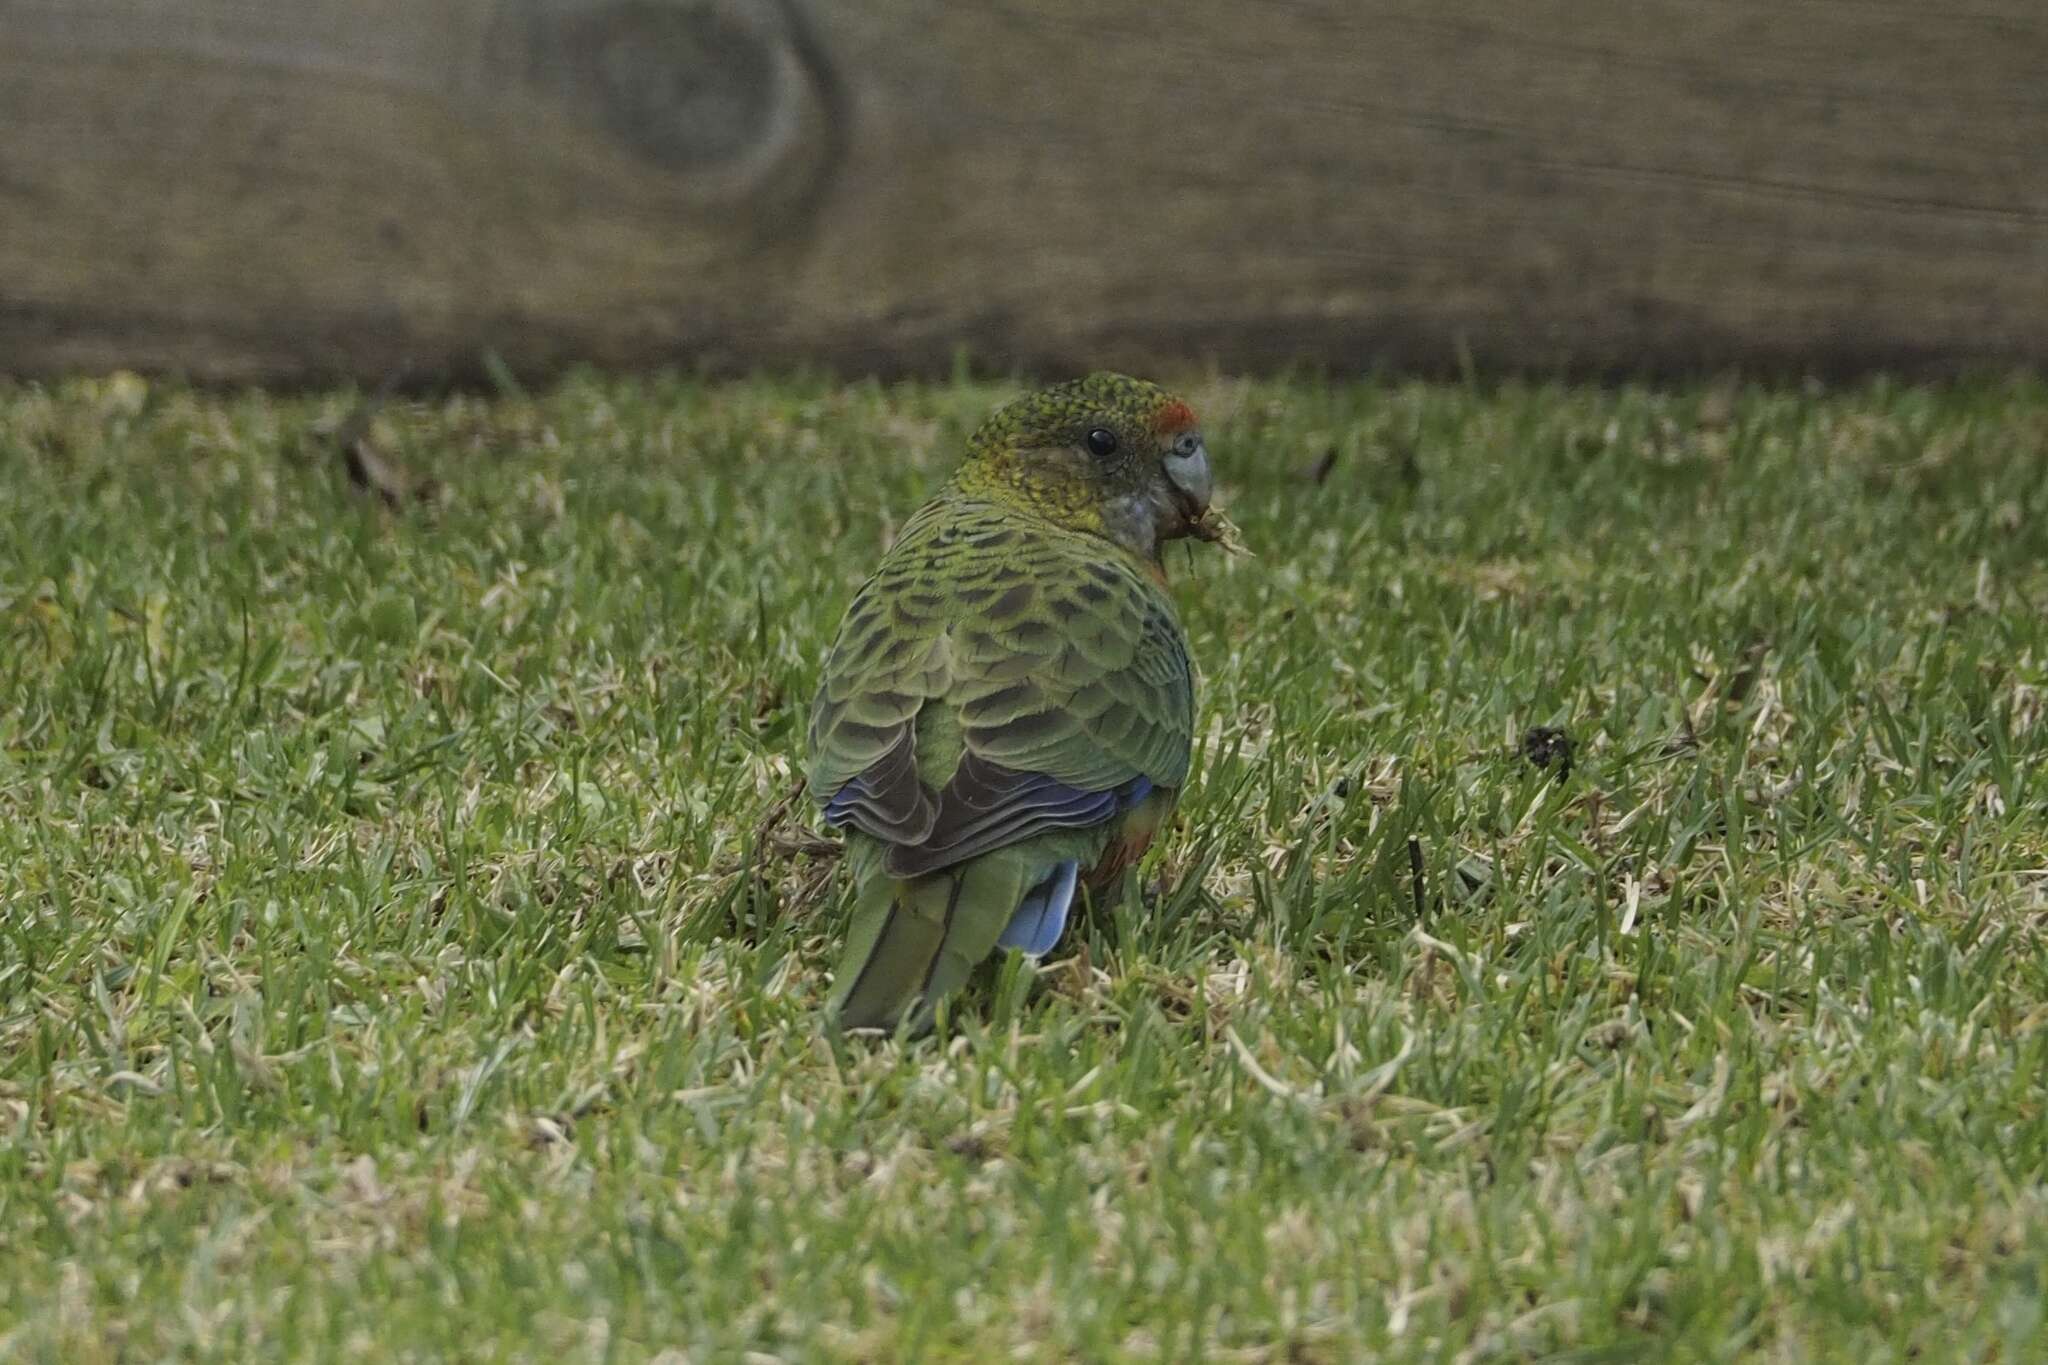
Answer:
top-left (2, 0), bottom-right (2044, 382)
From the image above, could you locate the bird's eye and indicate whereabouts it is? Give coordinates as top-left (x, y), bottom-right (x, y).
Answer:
top-left (1173, 431), bottom-right (1202, 457)
top-left (1086, 428), bottom-right (1119, 457)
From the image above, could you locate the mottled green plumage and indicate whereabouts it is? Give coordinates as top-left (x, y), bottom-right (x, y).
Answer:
top-left (809, 373), bottom-right (1219, 1031)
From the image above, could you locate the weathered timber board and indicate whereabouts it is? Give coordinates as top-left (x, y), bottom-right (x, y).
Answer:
top-left (2, 0), bottom-right (2044, 382)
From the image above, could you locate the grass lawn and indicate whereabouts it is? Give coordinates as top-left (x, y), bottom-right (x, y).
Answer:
top-left (2, 372), bottom-right (2046, 1362)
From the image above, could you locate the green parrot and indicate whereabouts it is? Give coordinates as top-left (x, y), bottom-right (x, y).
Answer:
top-left (807, 372), bottom-right (1224, 1031)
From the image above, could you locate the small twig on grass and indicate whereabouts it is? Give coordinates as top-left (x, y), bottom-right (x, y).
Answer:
top-left (1407, 836), bottom-right (1427, 925)
top-left (1662, 708), bottom-right (1701, 757)
top-left (1720, 637), bottom-right (1771, 706)
top-left (344, 440), bottom-right (419, 509)
top-left (754, 774), bottom-right (839, 858)
top-left (751, 773), bottom-right (842, 915)
top-left (769, 827), bottom-right (844, 859)
top-left (330, 363), bottom-right (438, 507)
top-left (329, 364), bottom-right (407, 455)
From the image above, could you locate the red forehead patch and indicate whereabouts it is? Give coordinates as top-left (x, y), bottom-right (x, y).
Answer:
top-left (1150, 400), bottom-right (1197, 434)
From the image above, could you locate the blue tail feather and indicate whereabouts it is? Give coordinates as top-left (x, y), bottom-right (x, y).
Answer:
top-left (997, 859), bottom-right (1080, 957)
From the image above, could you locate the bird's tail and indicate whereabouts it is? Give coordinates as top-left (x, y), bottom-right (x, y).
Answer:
top-left (830, 852), bottom-right (1028, 1032)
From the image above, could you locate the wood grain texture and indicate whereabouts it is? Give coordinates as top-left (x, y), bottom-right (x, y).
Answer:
top-left (3, 0), bottom-right (2044, 381)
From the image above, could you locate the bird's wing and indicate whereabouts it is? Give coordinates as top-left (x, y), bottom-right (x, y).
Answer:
top-left (809, 500), bottom-right (1193, 876)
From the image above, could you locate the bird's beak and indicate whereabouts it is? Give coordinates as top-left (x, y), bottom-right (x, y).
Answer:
top-left (1164, 438), bottom-right (1212, 519)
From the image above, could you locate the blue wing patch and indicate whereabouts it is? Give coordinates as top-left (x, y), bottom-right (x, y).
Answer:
top-left (821, 779), bottom-right (871, 827)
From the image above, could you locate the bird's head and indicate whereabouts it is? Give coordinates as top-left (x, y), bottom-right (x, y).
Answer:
top-left (953, 372), bottom-right (1215, 562)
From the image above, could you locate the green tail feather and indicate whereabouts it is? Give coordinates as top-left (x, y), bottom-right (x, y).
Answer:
top-left (830, 851), bottom-right (1028, 1032)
